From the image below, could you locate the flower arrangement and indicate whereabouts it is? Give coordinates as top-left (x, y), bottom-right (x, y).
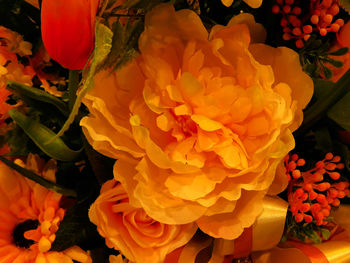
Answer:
top-left (0, 0), bottom-right (350, 262)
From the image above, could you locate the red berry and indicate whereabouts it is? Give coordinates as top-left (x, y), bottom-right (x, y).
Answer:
top-left (272, 5), bottom-right (280, 13)
top-left (296, 39), bottom-right (304, 48)
top-left (304, 215), bottom-right (313, 223)
top-left (295, 213), bottom-right (304, 222)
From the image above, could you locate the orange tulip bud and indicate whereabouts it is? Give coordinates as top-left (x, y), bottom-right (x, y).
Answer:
top-left (41, 0), bottom-right (99, 70)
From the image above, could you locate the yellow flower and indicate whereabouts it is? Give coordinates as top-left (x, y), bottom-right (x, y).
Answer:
top-left (221, 0), bottom-right (263, 8)
top-left (0, 154), bottom-right (91, 263)
top-left (89, 179), bottom-right (197, 263)
top-left (81, 4), bottom-right (313, 239)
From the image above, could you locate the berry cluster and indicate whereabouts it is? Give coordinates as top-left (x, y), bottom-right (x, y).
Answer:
top-left (286, 153), bottom-right (349, 226)
top-left (272, 0), bottom-right (344, 48)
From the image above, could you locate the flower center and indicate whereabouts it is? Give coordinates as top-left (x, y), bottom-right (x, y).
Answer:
top-left (12, 219), bottom-right (39, 249)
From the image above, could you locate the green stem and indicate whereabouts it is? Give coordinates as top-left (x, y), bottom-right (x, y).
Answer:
top-left (0, 156), bottom-right (77, 198)
top-left (68, 70), bottom-right (80, 111)
top-left (295, 69), bottom-right (350, 136)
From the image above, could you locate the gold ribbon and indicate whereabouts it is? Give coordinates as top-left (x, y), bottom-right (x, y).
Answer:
top-left (165, 200), bottom-right (350, 263)
top-left (251, 205), bottom-right (350, 263)
top-left (209, 195), bottom-right (289, 262)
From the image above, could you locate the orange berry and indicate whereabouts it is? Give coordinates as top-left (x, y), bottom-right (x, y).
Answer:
top-left (302, 192), bottom-right (308, 201)
top-left (283, 33), bottom-right (292, 40)
top-left (323, 14), bottom-right (333, 25)
top-left (330, 23), bottom-right (340, 32)
top-left (312, 172), bottom-right (324, 182)
top-left (291, 154), bottom-right (299, 161)
top-left (304, 215), bottom-right (313, 223)
top-left (337, 163), bottom-right (345, 169)
top-left (329, 172), bottom-right (340, 180)
top-left (303, 25), bottom-right (313, 33)
top-left (304, 34), bottom-right (311, 41)
top-left (325, 153), bottom-right (334, 160)
top-left (309, 191), bottom-right (318, 200)
top-left (335, 182), bottom-right (347, 190)
top-left (290, 205), bottom-right (297, 213)
top-left (311, 203), bottom-right (321, 212)
top-left (320, 28), bottom-right (328, 36)
top-left (301, 203), bottom-right (311, 212)
top-left (321, 209), bottom-right (330, 217)
top-left (316, 161), bottom-right (325, 168)
top-left (288, 161), bottom-right (297, 170)
top-left (332, 156), bottom-right (341, 162)
top-left (292, 27), bottom-right (302, 36)
top-left (315, 212), bottom-right (324, 221)
top-left (335, 19), bottom-right (344, 26)
top-left (295, 213), bottom-right (304, 222)
top-left (292, 170), bottom-right (302, 179)
top-left (325, 163), bottom-right (337, 170)
top-left (329, 4), bottom-right (340, 16)
top-left (297, 158), bottom-right (306, 166)
top-left (317, 182), bottom-right (331, 191)
top-left (303, 183), bottom-right (313, 192)
top-left (272, 5), bottom-right (280, 13)
top-left (295, 188), bottom-right (304, 197)
top-left (332, 198), bottom-right (340, 206)
top-left (337, 190), bottom-right (346, 198)
top-left (296, 39), bottom-right (304, 48)
top-left (321, 0), bottom-right (332, 8)
top-left (311, 15), bottom-right (319, 24)
top-left (330, 188), bottom-right (338, 198)
top-left (317, 194), bottom-right (327, 204)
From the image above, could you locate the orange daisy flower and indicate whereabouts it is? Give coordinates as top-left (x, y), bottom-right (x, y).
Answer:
top-left (0, 154), bottom-right (91, 263)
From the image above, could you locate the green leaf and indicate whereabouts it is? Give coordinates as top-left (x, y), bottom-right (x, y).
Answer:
top-left (51, 167), bottom-right (102, 251)
top-left (328, 92), bottom-right (350, 132)
top-left (314, 126), bottom-right (333, 153)
top-left (103, 19), bottom-right (143, 71)
top-left (6, 81), bottom-right (69, 116)
top-left (0, 155), bottom-right (76, 197)
top-left (322, 63), bottom-right (333, 79)
top-left (323, 58), bottom-right (344, 68)
top-left (296, 69), bottom-right (350, 136)
top-left (327, 47), bottom-right (349, 56)
top-left (51, 200), bottom-right (100, 251)
top-left (339, 0), bottom-right (350, 14)
top-left (48, 22), bottom-right (113, 143)
top-left (320, 228), bottom-right (331, 240)
top-left (9, 109), bottom-right (82, 162)
top-left (306, 230), bottom-right (322, 244)
top-left (313, 79), bottom-right (334, 100)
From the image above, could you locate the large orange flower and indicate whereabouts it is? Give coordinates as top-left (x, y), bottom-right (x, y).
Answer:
top-left (89, 179), bottom-right (197, 263)
top-left (0, 154), bottom-right (91, 263)
top-left (81, 4), bottom-right (313, 239)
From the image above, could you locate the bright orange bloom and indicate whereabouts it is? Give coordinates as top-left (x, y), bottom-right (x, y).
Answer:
top-left (41, 0), bottom-right (100, 70)
top-left (0, 154), bottom-right (91, 263)
top-left (89, 179), bottom-right (197, 263)
top-left (81, 4), bottom-right (313, 240)
top-left (0, 26), bottom-right (33, 127)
